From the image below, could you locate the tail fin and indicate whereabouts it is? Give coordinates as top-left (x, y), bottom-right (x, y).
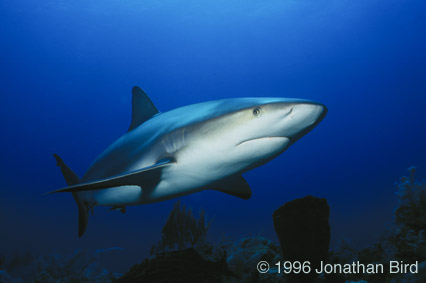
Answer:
top-left (53, 154), bottom-right (89, 237)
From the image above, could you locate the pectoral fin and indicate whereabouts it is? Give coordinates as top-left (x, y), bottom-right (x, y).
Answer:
top-left (211, 174), bottom-right (252, 200)
top-left (47, 158), bottom-right (174, 194)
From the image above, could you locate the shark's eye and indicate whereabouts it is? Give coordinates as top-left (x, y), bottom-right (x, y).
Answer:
top-left (253, 107), bottom-right (262, 117)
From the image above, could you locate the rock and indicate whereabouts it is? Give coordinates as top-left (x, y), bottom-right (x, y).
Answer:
top-left (273, 196), bottom-right (330, 283)
top-left (226, 236), bottom-right (283, 282)
top-left (390, 260), bottom-right (426, 283)
top-left (34, 270), bottom-right (56, 283)
top-left (0, 270), bottom-right (23, 283)
top-left (32, 248), bottom-right (120, 283)
top-left (116, 248), bottom-right (234, 283)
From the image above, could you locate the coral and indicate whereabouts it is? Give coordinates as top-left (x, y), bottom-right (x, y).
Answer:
top-left (116, 168), bottom-right (426, 283)
top-left (327, 167), bottom-right (426, 283)
top-left (5, 251), bottom-right (32, 273)
top-left (118, 202), bottom-right (238, 282)
top-left (0, 251), bottom-right (34, 282)
top-left (0, 248), bottom-right (122, 282)
top-left (151, 200), bottom-right (211, 255)
top-left (32, 248), bottom-right (122, 282)
top-left (225, 237), bottom-right (283, 282)
top-left (324, 240), bottom-right (359, 283)
top-left (0, 255), bottom-right (5, 269)
top-left (116, 248), bottom-right (234, 283)
top-left (395, 167), bottom-right (426, 231)
top-left (394, 260), bottom-right (426, 283)
top-left (393, 167), bottom-right (426, 262)
top-left (0, 270), bottom-right (23, 283)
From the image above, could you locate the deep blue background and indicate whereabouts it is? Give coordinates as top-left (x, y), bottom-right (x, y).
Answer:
top-left (1, 0), bottom-right (425, 271)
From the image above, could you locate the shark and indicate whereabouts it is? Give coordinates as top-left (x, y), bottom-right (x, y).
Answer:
top-left (50, 86), bottom-right (327, 237)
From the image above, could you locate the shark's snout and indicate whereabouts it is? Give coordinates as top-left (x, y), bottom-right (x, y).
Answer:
top-left (284, 102), bottom-right (327, 141)
top-left (296, 102), bottom-right (327, 124)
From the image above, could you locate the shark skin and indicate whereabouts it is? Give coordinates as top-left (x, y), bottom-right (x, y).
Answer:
top-left (50, 86), bottom-right (327, 236)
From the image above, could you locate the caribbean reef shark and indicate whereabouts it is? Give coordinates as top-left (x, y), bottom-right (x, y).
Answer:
top-left (50, 86), bottom-right (327, 237)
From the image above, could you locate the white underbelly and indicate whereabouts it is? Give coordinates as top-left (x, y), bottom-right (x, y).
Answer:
top-left (91, 143), bottom-right (241, 207)
top-left (93, 185), bottom-right (143, 206)
top-left (91, 167), bottom-right (209, 207)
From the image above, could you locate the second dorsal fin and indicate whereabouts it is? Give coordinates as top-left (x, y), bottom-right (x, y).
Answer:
top-left (128, 86), bottom-right (160, 132)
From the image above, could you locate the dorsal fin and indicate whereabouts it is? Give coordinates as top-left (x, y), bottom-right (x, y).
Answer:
top-left (128, 86), bottom-right (160, 132)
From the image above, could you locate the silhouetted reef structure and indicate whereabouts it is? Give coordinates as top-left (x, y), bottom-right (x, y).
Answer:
top-left (226, 237), bottom-right (282, 282)
top-left (324, 166), bottom-right (426, 283)
top-left (273, 196), bottom-right (330, 283)
top-left (115, 248), bottom-right (234, 283)
top-left (150, 200), bottom-right (211, 255)
top-left (1, 167), bottom-right (425, 282)
top-left (393, 167), bottom-right (426, 263)
top-left (0, 247), bottom-right (122, 283)
top-left (117, 167), bottom-right (425, 283)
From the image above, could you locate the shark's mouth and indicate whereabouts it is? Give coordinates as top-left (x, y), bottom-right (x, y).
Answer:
top-left (237, 136), bottom-right (290, 147)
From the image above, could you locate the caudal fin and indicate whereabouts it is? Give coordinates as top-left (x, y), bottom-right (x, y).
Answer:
top-left (53, 154), bottom-right (89, 237)
top-left (77, 202), bottom-right (89, 237)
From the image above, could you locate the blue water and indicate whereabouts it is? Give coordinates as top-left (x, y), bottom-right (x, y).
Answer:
top-left (1, 0), bottom-right (425, 272)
